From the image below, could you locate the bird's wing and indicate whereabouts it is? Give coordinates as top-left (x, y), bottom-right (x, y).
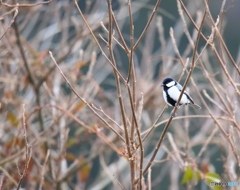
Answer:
top-left (176, 82), bottom-right (194, 104)
top-left (176, 82), bottom-right (183, 91)
top-left (184, 92), bottom-right (194, 104)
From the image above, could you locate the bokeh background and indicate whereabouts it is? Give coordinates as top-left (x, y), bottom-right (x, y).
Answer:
top-left (0, 0), bottom-right (239, 189)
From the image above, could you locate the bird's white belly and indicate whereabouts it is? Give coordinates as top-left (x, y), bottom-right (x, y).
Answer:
top-left (167, 86), bottom-right (189, 104)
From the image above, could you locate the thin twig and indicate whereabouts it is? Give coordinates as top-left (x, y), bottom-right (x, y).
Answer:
top-left (1, 0), bottom-right (52, 7)
top-left (141, 105), bottom-right (167, 142)
top-left (105, 0), bottom-right (133, 181)
top-left (13, 19), bottom-right (35, 87)
top-left (74, 0), bottom-right (126, 83)
top-left (196, 127), bottom-right (218, 160)
top-left (176, 2), bottom-right (237, 133)
top-left (203, 90), bottom-right (228, 114)
top-left (39, 150), bottom-right (50, 190)
top-left (112, 12), bottom-right (130, 53)
top-left (202, 0), bottom-right (240, 75)
top-left (133, 0), bottom-right (163, 50)
top-left (196, 88), bottom-right (240, 169)
top-left (127, 86), bottom-right (144, 189)
top-left (140, 115), bottom-right (235, 136)
top-left (16, 104), bottom-right (32, 190)
top-left (208, 26), bottom-right (240, 97)
top-left (147, 167), bottom-right (152, 190)
top-left (99, 154), bottom-right (118, 188)
top-left (49, 51), bottom-right (125, 142)
top-left (100, 21), bottom-right (126, 51)
top-left (167, 133), bottom-right (184, 168)
top-left (91, 104), bottom-right (123, 131)
top-left (126, 0), bottom-right (134, 83)
top-left (0, 7), bottom-right (18, 40)
top-left (45, 104), bottom-right (123, 154)
top-left (0, 166), bottom-right (18, 186)
top-left (179, 0), bottom-right (239, 75)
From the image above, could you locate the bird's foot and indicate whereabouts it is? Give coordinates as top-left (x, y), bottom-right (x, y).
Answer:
top-left (171, 110), bottom-right (177, 117)
top-left (174, 103), bottom-right (181, 109)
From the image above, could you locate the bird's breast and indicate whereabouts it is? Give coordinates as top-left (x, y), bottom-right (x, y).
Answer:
top-left (167, 86), bottom-right (189, 104)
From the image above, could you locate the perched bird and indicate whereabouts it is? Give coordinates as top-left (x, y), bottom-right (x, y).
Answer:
top-left (161, 78), bottom-right (201, 110)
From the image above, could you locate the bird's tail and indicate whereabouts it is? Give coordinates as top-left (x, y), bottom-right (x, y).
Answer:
top-left (189, 103), bottom-right (201, 109)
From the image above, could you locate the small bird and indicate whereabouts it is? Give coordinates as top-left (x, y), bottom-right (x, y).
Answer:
top-left (161, 78), bottom-right (201, 110)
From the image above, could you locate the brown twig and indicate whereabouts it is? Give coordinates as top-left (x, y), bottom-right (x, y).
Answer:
top-left (1, 0), bottom-right (52, 8)
top-left (100, 21), bottom-right (126, 51)
top-left (203, 0), bottom-right (240, 75)
top-left (141, 105), bottom-right (167, 142)
top-left (39, 150), bottom-right (50, 190)
top-left (105, 0), bottom-right (134, 182)
top-left (0, 7), bottom-right (18, 40)
top-left (12, 20), bottom-right (35, 87)
top-left (112, 12), bottom-right (130, 53)
top-left (74, 0), bottom-right (126, 83)
top-left (177, 1), bottom-right (239, 132)
top-left (208, 26), bottom-right (240, 97)
top-left (127, 86), bottom-right (144, 189)
top-left (16, 104), bottom-right (32, 190)
top-left (133, 0), bottom-right (163, 50)
top-left (49, 51), bottom-right (125, 142)
top-left (178, 0), bottom-right (239, 75)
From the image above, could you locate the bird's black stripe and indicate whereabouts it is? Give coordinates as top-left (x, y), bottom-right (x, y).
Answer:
top-left (164, 86), bottom-right (182, 107)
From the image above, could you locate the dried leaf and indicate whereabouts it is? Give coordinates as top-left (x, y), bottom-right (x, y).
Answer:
top-left (6, 112), bottom-right (19, 127)
top-left (72, 102), bottom-right (85, 114)
top-left (78, 158), bottom-right (91, 182)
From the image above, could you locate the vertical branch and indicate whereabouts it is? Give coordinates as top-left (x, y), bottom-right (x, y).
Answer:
top-left (127, 86), bottom-right (144, 189)
top-left (106, 0), bottom-right (135, 186)
top-left (127, 0), bottom-right (136, 140)
top-left (16, 104), bottom-right (32, 190)
top-left (39, 150), bottom-right (50, 190)
top-left (12, 15), bottom-right (47, 154)
top-left (127, 1), bottom-right (144, 188)
top-left (126, 1), bottom-right (137, 186)
top-left (184, 96), bottom-right (190, 158)
top-left (126, 0), bottom-right (134, 83)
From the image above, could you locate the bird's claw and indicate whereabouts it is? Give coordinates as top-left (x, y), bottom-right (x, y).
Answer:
top-left (174, 103), bottom-right (180, 108)
top-left (171, 110), bottom-right (177, 117)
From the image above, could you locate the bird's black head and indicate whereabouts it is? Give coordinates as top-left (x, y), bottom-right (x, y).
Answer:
top-left (161, 78), bottom-right (175, 87)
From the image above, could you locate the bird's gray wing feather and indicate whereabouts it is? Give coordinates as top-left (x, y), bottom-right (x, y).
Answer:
top-left (176, 82), bottom-right (183, 91)
top-left (176, 82), bottom-right (195, 104)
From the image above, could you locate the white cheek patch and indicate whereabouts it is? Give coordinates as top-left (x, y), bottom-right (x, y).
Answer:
top-left (166, 81), bottom-right (175, 87)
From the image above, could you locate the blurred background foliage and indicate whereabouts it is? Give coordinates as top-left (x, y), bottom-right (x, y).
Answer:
top-left (0, 0), bottom-right (239, 189)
